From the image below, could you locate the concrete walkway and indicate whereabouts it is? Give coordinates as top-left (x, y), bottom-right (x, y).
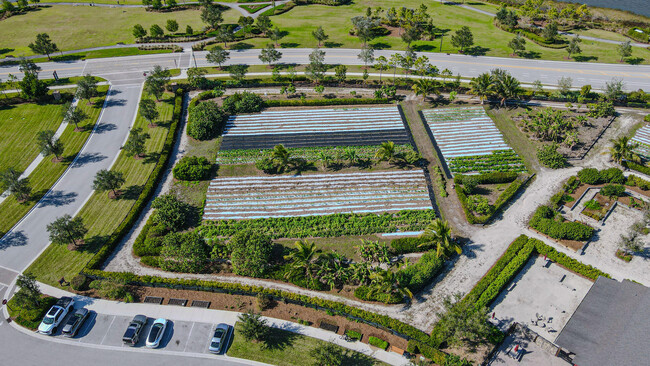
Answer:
top-left (3, 282), bottom-right (409, 366)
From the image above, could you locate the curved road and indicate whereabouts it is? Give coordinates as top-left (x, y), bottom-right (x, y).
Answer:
top-left (1, 48), bottom-right (649, 90)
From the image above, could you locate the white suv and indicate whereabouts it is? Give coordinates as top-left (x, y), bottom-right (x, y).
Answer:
top-left (37, 297), bottom-right (74, 335)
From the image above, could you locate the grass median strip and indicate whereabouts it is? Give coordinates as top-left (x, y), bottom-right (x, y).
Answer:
top-left (27, 92), bottom-right (175, 285)
top-left (0, 86), bottom-right (109, 238)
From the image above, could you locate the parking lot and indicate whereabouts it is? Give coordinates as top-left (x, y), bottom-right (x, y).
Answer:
top-left (45, 311), bottom-right (233, 357)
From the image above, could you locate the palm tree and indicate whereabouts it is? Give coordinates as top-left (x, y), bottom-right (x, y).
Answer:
top-left (469, 72), bottom-right (493, 105)
top-left (343, 148), bottom-right (358, 166)
top-left (317, 151), bottom-right (331, 169)
top-left (412, 78), bottom-right (437, 101)
top-left (610, 136), bottom-right (641, 164)
top-left (419, 218), bottom-right (461, 258)
top-left (375, 141), bottom-right (396, 163)
top-left (493, 73), bottom-right (521, 107)
top-left (367, 270), bottom-right (413, 300)
top-left (271, 144), bottom-right (291, 171)
top-left (284, 240), bottom-right (319, 279)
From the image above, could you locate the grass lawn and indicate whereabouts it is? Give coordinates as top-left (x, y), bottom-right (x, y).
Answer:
top-left (571, 28), bottom-right (632, 42)
top-left (486, 106), bottom-right (541, 172)
top-left (228, 322), bottom-right (385, 366)
top-left (0, 6), bottom-right (239, 57)
top-left (234, 1), bottom-right (649, 64)
top-left (0, 86), bottom-right (109, 238)
top-left (0, 102), bottom-right (67, 173)
top-left (26, 92), bottom-right (176, 285)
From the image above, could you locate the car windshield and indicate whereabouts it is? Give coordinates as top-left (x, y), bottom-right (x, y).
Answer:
top-left (124, 327), bottom-right (135, 338)
top-left (214, 329), bottom-right (224, 339)
top-left (148, 324), bottom-right (162, 342)
top-left (42, 316), bottom-right (54, 325)
top-left (211, 341), bottom-right (220, 348)
top-left (66, 316), bottom-right (77, 326)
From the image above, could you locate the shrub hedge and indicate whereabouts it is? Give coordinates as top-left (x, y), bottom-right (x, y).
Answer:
top-left (529, 206), bottom-right (594, 241)
top-left (85, 90), bottom-right (184, 270)
top-left (345, 329), bottom-right (362, 340)
top-left (368, 336), bottom-right (389, 350)
top-left (172, 156), bottom-right (212, 181)
top-left (456, 175), bottom-right (532, 225)
top-left (390, 236), bottom-right (431, 254)
top-left (263, 98), bottom-right (389, 107)
top-left (622, 161), bottom-right (650, 176)
top-left (6, 295), bottom-right (58, 330)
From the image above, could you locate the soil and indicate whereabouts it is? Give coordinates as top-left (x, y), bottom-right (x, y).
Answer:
top-left (133, 285), bottom-right (409, 350)
top-left (51, 156), bottom-right (64, 163)
top-left (148, 123), bottom-right (158, 128)
top-left (108, 190), bottom-right (123, 200)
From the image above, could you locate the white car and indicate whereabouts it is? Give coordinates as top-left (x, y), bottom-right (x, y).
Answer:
top-left (145, 318), bottom-right (168, 348)
top-left (37, 297), bottom-right (74, 335)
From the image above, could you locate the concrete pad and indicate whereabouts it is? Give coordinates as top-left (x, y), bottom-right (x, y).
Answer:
top-left (490, 256), bottom-right (593, 342)
top-left (101, 315), bottom-right (132, 347)
top-left (161, 320), bottom-right (194, 352)
top-left (184, 322), bottom-right (214, 354)
top-left (489, 333), bottom-right (568, 366)
top-left (78, 313), bottom-right (115, 345)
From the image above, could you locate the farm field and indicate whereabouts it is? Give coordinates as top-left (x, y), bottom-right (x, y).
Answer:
top-left (630, 124), bottom-right (650, 158)
top-left (422, 107), bottom-right (526, 175)
top-left (220, 106), bottom-right (410, 150)
top-left (203, 170), bottom-right (433, 220)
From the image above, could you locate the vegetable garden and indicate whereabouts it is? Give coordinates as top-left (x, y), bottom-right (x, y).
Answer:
top-left (631, 124), bottom-right (650, 159)
top-left (203, 170), bottom-right (433, 220)
top-left (422, 107), bottom-right (526, 175)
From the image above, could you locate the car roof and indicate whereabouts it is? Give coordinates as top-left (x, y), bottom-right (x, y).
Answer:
top-left (132, 314), bottom-right (147, 323)
top-left (215, 323), bottom-right (229, 330)
top-left (46, 307), bottom-right (60, 316)
top-left (74, 308), bottom-right (89, 316)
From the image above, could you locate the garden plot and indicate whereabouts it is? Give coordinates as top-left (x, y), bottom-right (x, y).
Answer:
top-left (203, 170), bottom-right (433, 220)
top-left (422, 107), bottom-right (525, 174)
top-left (631, 124), bottom-right (650, 158)
top-left (220, 106), bottom-right (411, 150)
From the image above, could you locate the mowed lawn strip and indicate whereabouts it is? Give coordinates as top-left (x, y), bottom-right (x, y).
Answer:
top-left (0, 6), bottom-right (240, 56)
top-left (27, 93), bottom-right (175, 285)
top-left (228, 322), bottom-right (389, 366)
top-left (0, 103), bottom-right (67, 173)
top-left (0, 86), bottom-right (109, 237)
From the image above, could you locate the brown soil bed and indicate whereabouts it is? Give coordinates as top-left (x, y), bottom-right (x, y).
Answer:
top-left (130, 285), bottom-right (409, 350)
top-left (514, 112), bottom-right (613, 159)
top-left (217, 162), bottom-right (418, 178)
top-left (581, 193), bottom-right (614, 221)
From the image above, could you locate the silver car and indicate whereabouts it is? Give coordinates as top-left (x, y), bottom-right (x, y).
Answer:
top-left (208, 323), bottom-right (231, 354)
top-left (62, 308), bottom-right (89, 338)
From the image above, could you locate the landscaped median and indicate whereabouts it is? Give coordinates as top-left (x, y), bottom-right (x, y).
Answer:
top-left (26, 90), bottom-right (183, 285)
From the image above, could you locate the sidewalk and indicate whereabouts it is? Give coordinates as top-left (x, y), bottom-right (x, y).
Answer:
top-left (30, 282), bottom-right (410, 366)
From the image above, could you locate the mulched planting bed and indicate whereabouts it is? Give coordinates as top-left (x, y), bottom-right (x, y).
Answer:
top-left (131, 285), bottom-right (408, 350)
top-left (219, 130), bottom-right (411, 150)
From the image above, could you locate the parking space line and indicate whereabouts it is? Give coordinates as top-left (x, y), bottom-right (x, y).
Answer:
top-left (183, 322), bottom-right (196, 352)
top-left (99, 315), bottom-right (116, 346)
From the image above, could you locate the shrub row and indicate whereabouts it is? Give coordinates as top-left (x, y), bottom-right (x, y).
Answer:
top-left (368, 336), bottom-right (389, 350)
top-left (456, 175), bottom-right (531, 225)
top-left (453, 171), bottom-right (519, 185)
top-left (577, 167), bottom-right (625, 185)
top-left (533, 241), bottom-right (610, 280)
top-left (529, 206), bottom-right (594, 241)
top-left (399, 252), bottom-right (445, 294)
top-left (85, 90), bottom-right (184, 270)
top-left (263, 98), bottom-right (389, 107)
top-left (389, 236), bottom-right (431, 254)
top-left (622, 161), bottom-right (650, 176)
top-left (353, 286), bottom-right (403, 304)
top-left (626, 174), bottom-right (650, 190)
top-left (407, 340), bottom-right (447, 364)
top-left (81, 269), bottom-right (436, 348)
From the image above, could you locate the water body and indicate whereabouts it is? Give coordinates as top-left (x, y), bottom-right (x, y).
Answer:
top-left (558, 0), bottom-right (650, 18)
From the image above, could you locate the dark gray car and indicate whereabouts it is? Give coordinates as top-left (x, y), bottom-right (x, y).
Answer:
top-left (62, 308), bottom-right (89, 338)
top-left (122, 315), bottom-right (147, 346)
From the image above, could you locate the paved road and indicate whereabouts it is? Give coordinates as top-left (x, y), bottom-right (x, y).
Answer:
top-left (1, 49), bottom-right (649, 90)
top-left (0, 84), bottom-right (143, 274)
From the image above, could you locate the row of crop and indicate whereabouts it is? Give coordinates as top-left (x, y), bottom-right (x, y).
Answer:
top-left (455, 174), bottom-right (532, 225)
top-left (216, 144), bottom-right (413, 165)
top-left (448, 151), bottom-right (527, 174)
top-left (264, 98), bottom-right (389, 107)
top-left (85, 90), bottom-right (184, 270)
top-left (622, 161), bottom-right (650, 177)
top-left (198, 210), bottom-right (437, 239)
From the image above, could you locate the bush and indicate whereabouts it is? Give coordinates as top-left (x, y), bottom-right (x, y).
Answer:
top-left (398, 251), bottom-right (445, 294)
top-left (583, 199), bottom-right (602, 210)
top-left (264, 98), bottom-right (388, 107)
top-left (529, 206), bottom-right (594, 241)
top-left (600, 167), bottom-right (626, 184)
top-left (368, 336), bottom-right (388, 350)
top-left (626, 175), bottom-right (650, 190)
top-left (222, 91), bottom-right (264, 115)
top-left (187, 100), bottom-right (226, 140)
top-left (256, 293), bottom-right (272, 311)
top-left (587, 101), bottom-right (615, 118)
top-left (354, 286), bottom-right (403, 304)
top-left (601, 184), bottom-right (625, 198)
top-left (228, 231), bottom-right (273, 277)
top-left (578, 168), bottom-right (602, 185)
top-left (622, 161), bottom-right (650, 176)
top-left (159, 231), bottom-right (210, 273)
top-left (390, 237), bottom-right (431, 254)
top-left (70, 275), bottom-right (87, 291)
top-left (345, 329), bottom-right (362, 340)
top-left (537, 144), bottom-right (566, 169)
top-left (173, 156), bottom-right (212, 180)
top-left (645, 114), bottom-right (650, 122)
top-left (6, 295), bottom-right (57, 330)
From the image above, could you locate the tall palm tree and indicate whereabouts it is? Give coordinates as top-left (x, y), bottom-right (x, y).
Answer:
top-left (419, 218), bottom-right (461, 258)
top-left (375, 141), bottom-right (396, 163)
top-left (469, 72), bottom-right (493, 105)
top-left (492, 72), bottom-right (521, 107)
top-left (367, 270), bottom-right (413, 300)
top-left (412, 78), bottom-right (436, 101)
top-left (284, 240), bottom-right (319, 279)
top-left (610, 136), bottom-right (641, 164)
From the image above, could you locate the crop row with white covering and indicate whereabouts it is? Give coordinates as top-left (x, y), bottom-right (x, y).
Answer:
top-left (203, 170), bottom-right (433, 220)
top-left (422, 107), bottom-right (525, 174)
top-left (220, 106), bottom-right (411, 150)
top-left (631, 124), bottom-right (650, 159)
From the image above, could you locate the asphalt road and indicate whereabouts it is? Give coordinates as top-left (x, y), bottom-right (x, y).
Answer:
top-left (0, 84), bottom-right (143, 274)
top-left (0, 316), bottom-right (250, 366)
top-left (1, 48), bottom-right (649, 90)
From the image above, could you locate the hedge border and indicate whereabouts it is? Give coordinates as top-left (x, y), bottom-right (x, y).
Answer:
top-left (84, 90), bottom-right (185, 270)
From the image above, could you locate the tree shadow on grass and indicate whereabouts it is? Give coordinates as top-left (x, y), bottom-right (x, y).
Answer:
top-left (369, 42), bottom-right (391, 50)
top-left (280, 42), bottom-right (300, 48)
top-left (120, 185), bottom-right (143, 200)
top-left (413, 44), bottom-right (437, 52)
top-left (323, 41), bottom-right (343, 48)
top-left (626, 57), bottom-right (645, 65)
top-left (143, 152), bottom-right (161, 164)
top-left (80, 234), bottom-right (110, 254)
top-left (342, 351), bottom-right (376, 366)
top-left (231, 42), bottom-right (254, 50)
top-left (520, 50), bottom-right (541, 59)
top-left (262, 328), bottom-right (298, 351)
top-left (0, 48), bottom-right (14, 55)
top-left (466, 46), bottom-right (490, 56)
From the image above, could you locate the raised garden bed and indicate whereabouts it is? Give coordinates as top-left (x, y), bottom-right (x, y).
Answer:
top-left (369, 336), bottom-right (389, 350)
top-left (616, 249), bottom-right (633, 262)
top-left (319, 320), bottom-right (339, 333)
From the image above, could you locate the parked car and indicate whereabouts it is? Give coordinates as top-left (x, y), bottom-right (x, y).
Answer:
top-left (122, 315), bottom-right (147, 346)
top-left (61, 308), bottom-right (89, 338)
top-left (145, 318), bottom-right (168, 348)
top-left (37, 297), bottom-right (74, 335)
top-left (208, 323), bottom-right (232, 354)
